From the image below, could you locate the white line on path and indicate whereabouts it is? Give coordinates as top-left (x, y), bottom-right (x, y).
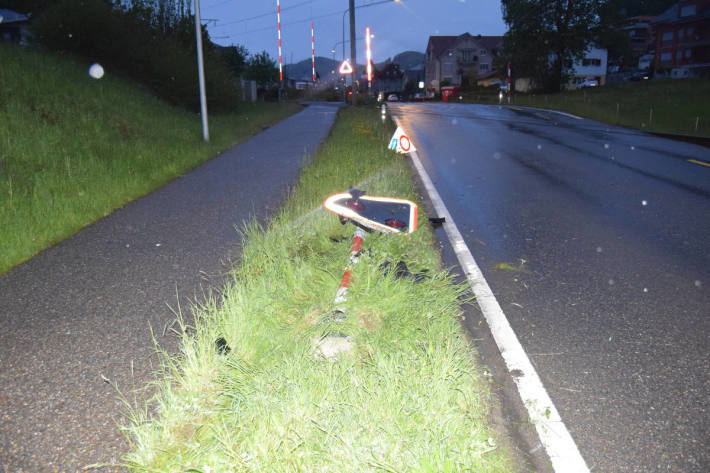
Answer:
top-left (393, 115), bottom-right (590, 473)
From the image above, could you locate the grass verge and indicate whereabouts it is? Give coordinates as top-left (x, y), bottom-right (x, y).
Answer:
top-left (461, 78), bottom-right (709, 137)
top-left (120, 106), bottom-right (514, 473)
top-left (0, 43), bottom-right (301, 274)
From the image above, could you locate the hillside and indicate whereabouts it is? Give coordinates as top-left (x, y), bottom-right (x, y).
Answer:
top-left (378, 50), bottom-right (425, 71)
top-left (0, 44), bottom-right (300, 273)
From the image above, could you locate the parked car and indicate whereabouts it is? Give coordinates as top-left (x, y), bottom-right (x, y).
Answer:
top-left (627, 71), bottom-right (650, 81)
top-left (413, 92), bottom-right (426, 101)
top-left (577, 78), bottom-right (599, 88)
top-left (387, 94), bottom-right (399, 102)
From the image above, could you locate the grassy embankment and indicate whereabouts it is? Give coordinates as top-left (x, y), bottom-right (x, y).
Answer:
top-left (119, 106), bottom-right (515, 472)
top-left (461, 78), bottom-right (710, 137)
top-left (0, 43), bottom-right (301, 274)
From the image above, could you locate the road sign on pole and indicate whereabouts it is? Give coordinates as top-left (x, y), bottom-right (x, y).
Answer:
top-left (339, 59), bottom-right (353, 74)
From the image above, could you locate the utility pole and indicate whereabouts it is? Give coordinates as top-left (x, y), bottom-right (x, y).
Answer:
top-left (349, 0), bottom-right (357, 105)
top-left (194, 0), bottom-right (209, 141)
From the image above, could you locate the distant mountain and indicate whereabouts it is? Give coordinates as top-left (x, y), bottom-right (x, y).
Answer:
top-left (377, 51), bottom-right (425, 71)
top-left (284, 56), bottom-right (340, 81)
top-left (284, 50), bottom-right (424, 85)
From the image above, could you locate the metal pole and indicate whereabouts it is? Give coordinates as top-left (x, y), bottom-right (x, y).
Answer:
top-left (194, 0), bottom-right (209, 141)
top-left (349, 0), bottom-right (357, 105)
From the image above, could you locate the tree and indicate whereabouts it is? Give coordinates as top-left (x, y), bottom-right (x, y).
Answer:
top-left (219, 44), bottom-right (249, 77)
top-left (245, 51), bottom-right (279, 88)
top-left (500, 0), bottom-right (603, 91)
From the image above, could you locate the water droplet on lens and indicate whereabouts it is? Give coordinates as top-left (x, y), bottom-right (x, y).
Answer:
top-left (642, 200), bottom-right (648, 206)
top-left (494, 152), bottom-right (501, 159)
top-left (643, 288), bottom-right (648, 293)
top-left (604, 143), bottom-right (609, 149)
top-left (608, 279), bottom-right (615, 285)
top-left (695, 280), bottom-right (702, 288)
top-left (596, 247), bottom-right (602, 253)
top-left (537, 144), bottom-right (542, 150)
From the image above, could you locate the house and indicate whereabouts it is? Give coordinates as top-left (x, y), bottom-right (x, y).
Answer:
top-left (425, 33), bottom-right (503, 91)
top-left (652, 0), bottom-right (710, 77)
top-left (512, 45), bottom-right (609, 92)
top-left (623, 16), bottom-right (657, 58)
top-left (0, 8), bottom-right (31, 45)
top-left (566, 46), bottom-right (609, 88)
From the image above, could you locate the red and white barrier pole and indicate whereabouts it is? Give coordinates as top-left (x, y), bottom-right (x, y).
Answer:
top-left (277, 0), bottom-right (283, 83)
top-left (332, 226), bottom-right (367, 319)
top-left (311, 22), bottom-right (316, 83)
top-left (507, 62), bottom-right (511, 103)
top-left (366, 26), bottom-right (372, 90)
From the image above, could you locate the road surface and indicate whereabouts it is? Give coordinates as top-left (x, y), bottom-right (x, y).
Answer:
top-left (390, 102), bottom-right (709, 473)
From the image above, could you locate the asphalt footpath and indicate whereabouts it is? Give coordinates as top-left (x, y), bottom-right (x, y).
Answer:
top-left (0, 102), bottom-right (342, 472)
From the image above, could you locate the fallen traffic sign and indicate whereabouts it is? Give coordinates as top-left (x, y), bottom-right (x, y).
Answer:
top-left (388, 126), bottom-right (416, 154)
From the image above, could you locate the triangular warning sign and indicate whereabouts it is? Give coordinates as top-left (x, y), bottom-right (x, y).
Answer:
top-left (339, 59), bottom-right (353, 74)
top-left (388, 126), bottom-right (416, 154)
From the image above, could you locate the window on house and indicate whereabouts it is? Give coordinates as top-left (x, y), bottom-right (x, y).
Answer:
top-left (582, 58), bottom-right (602, 67)
top-left (661, 52), bottom-right (672, 63)
top-left (461, 49), bottom-right (475, 63)
top-left (676, 50), bottom-right (683, 60)
top-left (685, 48), bottom-right (692, 58)
top-left (662, 31), bottom-right (674, 43)
top-left (680, 4), bottom-right (696, 17)
top-left (479, 63), bottom-right (489, 71)
top-left (442, 62), bottom-right (454, 73)
top-left (480, 49), bottom-right (487, 56)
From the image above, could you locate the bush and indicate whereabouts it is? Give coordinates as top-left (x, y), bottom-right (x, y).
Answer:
top-left (31, 0), bottom-right (240, 112)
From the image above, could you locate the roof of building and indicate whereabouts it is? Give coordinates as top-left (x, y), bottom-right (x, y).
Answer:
top-left (426, 34), bottom-right (503, 58)
top-left (0, 8), bottom-right (30, 24)
top-left (653, 1), bottom-right (710, 24)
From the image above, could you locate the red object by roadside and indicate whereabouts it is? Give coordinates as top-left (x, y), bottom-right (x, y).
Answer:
top-left (441, 86), bottom-right (460, 102)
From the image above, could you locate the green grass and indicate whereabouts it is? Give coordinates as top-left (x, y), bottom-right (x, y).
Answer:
top-left (119, 107), bottom-right (515, 473)
top-left (464, 78), bottom-right (710, 137)
top-left (0, 43), bottom-right (301, 274)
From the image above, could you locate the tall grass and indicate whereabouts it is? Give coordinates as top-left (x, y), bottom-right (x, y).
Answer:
top-left (509, 78), bottom-right (710, 137)
top-left (120, 107), bottom-right (513, 473)
top-left (0, 44), bottom-right (300, 273)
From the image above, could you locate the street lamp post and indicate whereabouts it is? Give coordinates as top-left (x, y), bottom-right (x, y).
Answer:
top-left (340, 0), bottom-right (400, 105)
top-left (194, 0), bottom-right (209, 141)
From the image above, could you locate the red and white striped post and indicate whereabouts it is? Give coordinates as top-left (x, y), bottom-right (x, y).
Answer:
top-left (311, 22), bottom-right (316, 84)
top-left (332, 226), bottom-right (367, 319)
top-left (507, 62), bottom-right (512, 103)
top-left (366, 26), bottom-right (372, 91)
top-left (277, 0), bottom-right (283, 92)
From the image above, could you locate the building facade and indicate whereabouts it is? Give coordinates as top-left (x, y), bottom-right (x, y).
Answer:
top-left (653, 0), bottom-right (710, 77)
top-left (425, 33), bottom-right (503, 91)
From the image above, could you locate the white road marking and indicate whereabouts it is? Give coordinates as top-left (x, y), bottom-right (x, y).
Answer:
top-left (393, 115), bottom-right (590, 473)
top-left (547, 110), bottom-right (584, 120)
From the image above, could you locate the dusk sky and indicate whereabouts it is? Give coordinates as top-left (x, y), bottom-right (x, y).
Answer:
top-left (201, 0), bottom-right (507, 64)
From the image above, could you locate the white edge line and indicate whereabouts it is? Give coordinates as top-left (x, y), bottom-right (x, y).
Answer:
top-left (523, 106), bottom-right (584, 121)
top-left (393, 117), bottom-right (590, 473)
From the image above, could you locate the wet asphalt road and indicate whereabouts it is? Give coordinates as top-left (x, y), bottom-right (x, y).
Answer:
top-left (0, 102), bottom-right (341, 472)
top-left (390, 103), bottom-right (709, 473)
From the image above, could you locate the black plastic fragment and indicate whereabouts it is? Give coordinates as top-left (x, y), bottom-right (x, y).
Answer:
top-left (379, 260), bottom-right (430, 282)
top-left (429, 217), bottom-right (446, 227)
top-left (215, 337), bottom-right (231, 355)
